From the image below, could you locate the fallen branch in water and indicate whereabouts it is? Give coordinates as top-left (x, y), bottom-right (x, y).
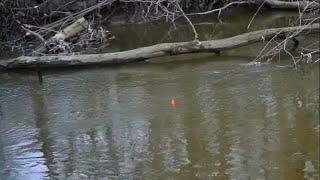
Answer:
top-left (0, 23), bottom-right (319, 69)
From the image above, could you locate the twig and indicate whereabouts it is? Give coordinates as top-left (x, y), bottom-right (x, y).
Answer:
top-left (187, 1), bottom-right (249, 16)
top-left (174, 1), bottom-right (198, 41)
top-left (247, 1), bottom-right (266, 29)
top-left (21, 26), bottom-right (46, 43)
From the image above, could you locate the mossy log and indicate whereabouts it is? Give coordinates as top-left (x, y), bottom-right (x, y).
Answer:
top-left (1, 23), bottom-right (319, 69)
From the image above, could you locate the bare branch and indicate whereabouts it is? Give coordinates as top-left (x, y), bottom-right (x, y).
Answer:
top-left (21, 26), bottom-right (46, 43)
top-left (187, 1), bottom-right (249, 16)
top-left (174, 1), bottom-right (198, 41)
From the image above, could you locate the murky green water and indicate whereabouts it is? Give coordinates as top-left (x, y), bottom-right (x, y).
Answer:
top-left (0, 10), bottom-right (319, 180)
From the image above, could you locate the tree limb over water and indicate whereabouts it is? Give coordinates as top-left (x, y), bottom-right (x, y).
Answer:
top-left (1, 23), bottom-right (319, 69)
top-left (188, 0), bottom-right (320, 16)
top-left (263, 0), bottom-right (320, 10)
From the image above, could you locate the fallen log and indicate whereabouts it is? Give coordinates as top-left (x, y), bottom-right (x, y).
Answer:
top-left (0, 23), bottom-right (319, 69)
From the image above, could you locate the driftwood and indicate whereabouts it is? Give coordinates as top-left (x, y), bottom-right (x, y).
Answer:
top-left (0, 23), bottom-right (319, 69)
top-left (33, 17), bottom-right (88, 55)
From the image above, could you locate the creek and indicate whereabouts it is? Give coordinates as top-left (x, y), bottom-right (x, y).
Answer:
top-left (0, 9), bottom-right (319, 179)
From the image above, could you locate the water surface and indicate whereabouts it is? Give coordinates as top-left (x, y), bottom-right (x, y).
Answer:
top-left (1, 58), bottom-right (319, 179)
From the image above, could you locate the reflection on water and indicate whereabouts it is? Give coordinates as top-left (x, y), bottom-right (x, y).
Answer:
top-left (0, 59), bottom-right (319, 179)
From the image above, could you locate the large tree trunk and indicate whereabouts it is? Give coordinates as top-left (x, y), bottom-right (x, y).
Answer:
top-left (1, 23), bottom-right (319, 69)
